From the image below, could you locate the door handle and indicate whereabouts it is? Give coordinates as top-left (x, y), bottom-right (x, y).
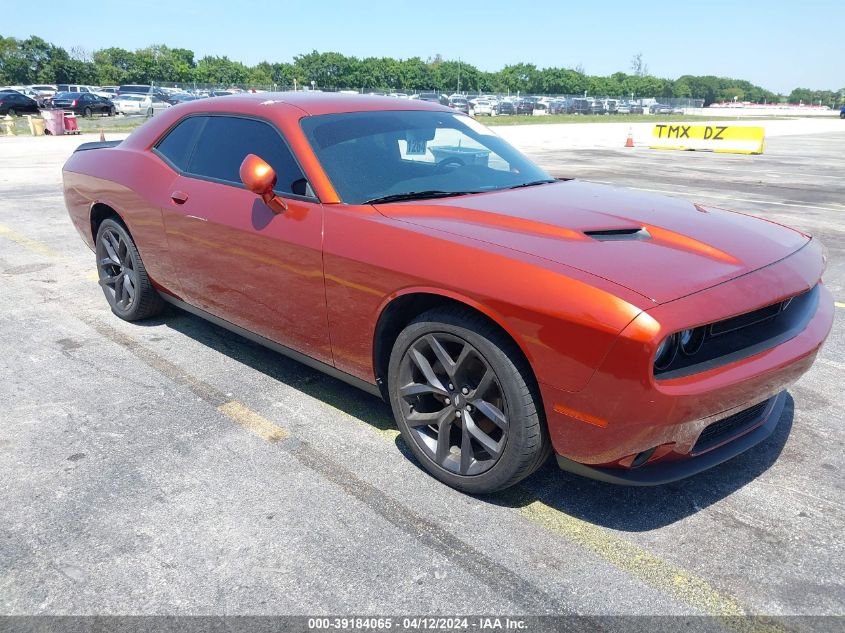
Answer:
top-left (170, 190), bottom-right (189, 205)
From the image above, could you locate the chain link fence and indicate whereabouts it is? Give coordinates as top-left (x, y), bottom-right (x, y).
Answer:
top-left (148, 82), bottom-right (705, 114)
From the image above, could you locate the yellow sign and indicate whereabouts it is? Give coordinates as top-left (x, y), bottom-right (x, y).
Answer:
top-left (650, 124), bottom-right (765, 154)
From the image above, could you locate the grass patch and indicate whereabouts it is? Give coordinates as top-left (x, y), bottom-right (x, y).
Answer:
top-left (478, 114), bottom-right (795, 126)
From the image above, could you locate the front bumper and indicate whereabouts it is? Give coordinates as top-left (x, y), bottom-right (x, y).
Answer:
top-left (555, 391), bottom-right (786, 485)
top-left (541, 242), bottom-right (833, 481)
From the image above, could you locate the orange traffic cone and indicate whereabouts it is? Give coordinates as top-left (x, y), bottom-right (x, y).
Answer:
top-left (625, 128), bottom-right (634, 148)
top-left (99, 129), bottom-right (105, 142)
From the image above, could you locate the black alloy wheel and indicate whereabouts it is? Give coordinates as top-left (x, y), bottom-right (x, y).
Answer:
top-left (95, 218), bottom-right (164, 321)
top-left (397, 332), bottom-right (508, 476)
top-left (389, 307), bottom-right (551, 493)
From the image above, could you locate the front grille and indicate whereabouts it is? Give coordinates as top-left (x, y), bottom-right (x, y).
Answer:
top-left (655, 284), bottom-right (819, 380)
top-left (692, 400), bottom-right (769, 454)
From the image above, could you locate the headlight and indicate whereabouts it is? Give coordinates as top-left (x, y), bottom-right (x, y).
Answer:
top-left (679, 327), bottom-right (706, 356)
top-left (654, 334), bottom-right (678, 371)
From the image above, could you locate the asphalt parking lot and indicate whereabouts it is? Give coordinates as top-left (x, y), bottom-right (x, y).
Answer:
top-left (0, 124), bottom-right (843, 627)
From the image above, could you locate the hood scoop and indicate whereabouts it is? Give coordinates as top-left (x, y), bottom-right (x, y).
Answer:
top-left (583, 227), bottom-right (651, 242)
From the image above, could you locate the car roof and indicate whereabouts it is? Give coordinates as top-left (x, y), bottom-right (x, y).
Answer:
top-left (192, 91), bottom-right (450, 116)
top-left (119, 91), bottom-right (458, 157)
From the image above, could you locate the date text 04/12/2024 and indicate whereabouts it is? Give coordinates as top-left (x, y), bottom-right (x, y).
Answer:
top-left (307, 617), bottom-right (528, 630)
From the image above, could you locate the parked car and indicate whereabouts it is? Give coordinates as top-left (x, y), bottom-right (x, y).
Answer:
top-left (29, 84), bottom-right (57, 98)
top-left (588, 99), bottom-right (606, 115)
top-left (112, 94), bottom-right (171, 116)
top-left (413, 93), bottom-right (450, 106)
top-left (570, 98), bottom-right (591, 115)
top-left (118, 84), bottom-right (171, 102)
top-left (628, 102), bottom-right (645, 114)
top-left (118, 84), bottom-right (153, 96)
top-left (61, 93), bottom-right (833, 493)
top-left (51, 92), bottom-right (115, 117)
top-left (0, 91), bottom-right (39, 116)
top-left (472, 99), bottom-right (494, 116)
top-left (547, 99), bottom-right (570, 114)
top-left (514, 99), bottom-right (534, 115)
top-left (167, 92), bottom-right (200, 105)
top-left (650, 103), bottom-right (674, 114)
top-left (93, 86), bottom-right (119, 99)
top-left (56, 84), bottom-right (96, 94)
top-left (2, 86), bottom-right (44, 104)
top-left (448, 95), bottom-right (470, 114)
top-left (496, 100), bottom-right (516, 115)
top-left (840, 105), bottom-right (845, 119)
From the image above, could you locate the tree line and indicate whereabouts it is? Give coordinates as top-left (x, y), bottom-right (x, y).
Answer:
top-left (1, 35), bottom-right (842, 106)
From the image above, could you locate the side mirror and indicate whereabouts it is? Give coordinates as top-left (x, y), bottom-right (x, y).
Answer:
top-left (239, 154), bottom-right (287, 213)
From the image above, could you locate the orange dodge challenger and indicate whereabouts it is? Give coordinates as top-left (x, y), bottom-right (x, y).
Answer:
top-left (62, 93), bottom-right (833, 493)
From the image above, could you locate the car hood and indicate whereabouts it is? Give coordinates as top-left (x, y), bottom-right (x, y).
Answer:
top-left (376, 180), bottom-right (809, 304)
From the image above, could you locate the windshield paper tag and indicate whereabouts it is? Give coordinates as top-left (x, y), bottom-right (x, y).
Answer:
top-left (405, 131), bottom-right (428, 155)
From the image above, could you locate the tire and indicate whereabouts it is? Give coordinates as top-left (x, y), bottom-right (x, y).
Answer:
top-left (7, 108), bottom-right (16, 117)
top-left (146, 108), bottom-right (153, 117)
top-left (388, 306), bottom-right (551, 494)
top-left (95, 218), bottom-right (165, 321)
top-left (108, 107), bottom-right (115, 117)
top-left (84, 107), bottom-right (92, 117)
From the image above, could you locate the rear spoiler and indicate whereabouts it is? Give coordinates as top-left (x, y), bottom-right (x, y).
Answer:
top-left (74, 140), bottom-right (122, 153)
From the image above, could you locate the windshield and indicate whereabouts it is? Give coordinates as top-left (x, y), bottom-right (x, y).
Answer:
top-left (300, 110), bottom-right (552, 205)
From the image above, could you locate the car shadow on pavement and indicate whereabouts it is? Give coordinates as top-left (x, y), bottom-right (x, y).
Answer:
top-left (486, 395), bottom-right (795, 532)
top-left (152, 307), bottom-right (399, 435)
top-left (150, 306), bottom-right (794, 533)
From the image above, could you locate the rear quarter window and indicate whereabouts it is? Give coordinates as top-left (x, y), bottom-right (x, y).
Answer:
top-left (154, 116), bottom-right (206, 172)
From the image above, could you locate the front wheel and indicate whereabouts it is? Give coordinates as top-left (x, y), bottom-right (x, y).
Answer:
top-left (7, 108), bottom-right (16, 117)
top-left (388, 307), bottom-right (550, 493)
top-left (84, 107), bottom-right (92, 117)
top-left (95, 218), bottom-right (165, 321)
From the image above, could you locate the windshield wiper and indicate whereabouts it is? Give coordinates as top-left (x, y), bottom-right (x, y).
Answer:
top-left (365, 190), bottom-right (481, 205)
top-left (505, 179), bottom-right (557, 190)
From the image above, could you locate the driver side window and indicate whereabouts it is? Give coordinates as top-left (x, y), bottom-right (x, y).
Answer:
top-left (185, 116), bottom-right (311, 198)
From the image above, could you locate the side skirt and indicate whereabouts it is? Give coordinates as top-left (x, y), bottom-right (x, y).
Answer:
top-left (159, 293), bottom-right (383, 399)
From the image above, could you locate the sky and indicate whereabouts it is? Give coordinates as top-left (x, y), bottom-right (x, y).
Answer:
top-left (4, 0), bottom-right (842, 93)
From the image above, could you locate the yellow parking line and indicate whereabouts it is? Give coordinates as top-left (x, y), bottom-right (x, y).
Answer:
top-left (218, 400), bottom-right (289, 442)
top-left (0, 224), bottom-right (66, 260)
top-left (518, 500), bottom-right (778, 627)
top-left (85, 270), bottom-right (99, 282)
top-left (834, 302), bottom-right (845, 309)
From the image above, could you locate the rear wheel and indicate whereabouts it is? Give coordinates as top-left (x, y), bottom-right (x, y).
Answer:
top-left (83, 107), bottom-right (92, 117)
top-left (7, 108), bottom-right (16, 117)
top-left (388, 307), bottom-right (550, 493)
top-left (95, 218), bottom-right (165, 321)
